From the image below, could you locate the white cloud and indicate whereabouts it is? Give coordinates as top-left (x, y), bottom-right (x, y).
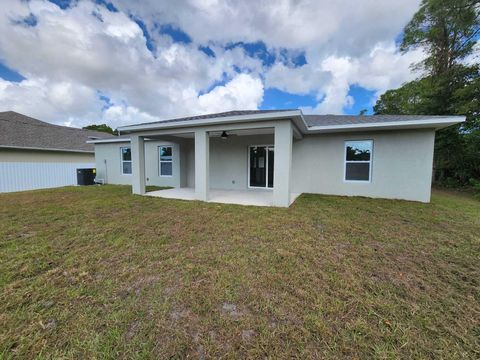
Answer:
top-left (0, 77), bottom-right (102, 126)
top-left (195, 73), bottom-right (264, 114)
top-left (0, 0), bottom-right (267, 127)
top-left (319, 43), bottom-right (424, 114)
top-left (265, 63), bottom-right (331, 95)
top-left (113, 0), bottom-right (426, 115)
top-left (103, 104), bottom-right (159, 127)
top-left (116, 0), bottom-right (421, 56)
top-left (268, 42), bottom-right (425, 114)
top-left (0, 0), bottom-right (427, 127)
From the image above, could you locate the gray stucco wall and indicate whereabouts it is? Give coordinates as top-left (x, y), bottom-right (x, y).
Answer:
top-left (94, 128), bottom-right (435, 202)
top-left (209, 134), bottom-right (274, 190)
top-left (94, 141), bottom-right (131, 185)
top-left (183, 140), bottom-right (195, 188)
top-left (95, 134), bottom-right (274, 190)
top-left (291, 129), bottom-right (435, 202)
top-left (95, 140), bottom-right (184, 187)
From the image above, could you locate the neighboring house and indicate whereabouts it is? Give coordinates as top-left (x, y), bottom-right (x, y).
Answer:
top-left (89, 110), bottom-right (464, 207)
top-left (0, 111), bottom-right (115, 192)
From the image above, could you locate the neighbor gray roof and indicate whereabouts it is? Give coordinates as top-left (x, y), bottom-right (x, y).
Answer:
top-left (303, 114), bottom-right (457, 127)
top-left (0, 111), bottom-right (115, 153)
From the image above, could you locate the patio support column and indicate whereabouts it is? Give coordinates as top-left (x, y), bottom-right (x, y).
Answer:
top-left (131, 135), bottom-right (146, 195)
top-left (273, 121), bottom-right (293, 207)
top-left (195, 129), bottom-right (209, 201)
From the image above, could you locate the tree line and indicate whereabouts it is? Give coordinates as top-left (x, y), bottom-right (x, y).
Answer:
top-left (374, 0), bottom-right (480, 190)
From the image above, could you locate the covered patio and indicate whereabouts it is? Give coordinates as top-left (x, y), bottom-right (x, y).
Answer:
top-left (123, 112), bottom-right (303, 207)
top-left (146, 187), bottom-right (300, 207)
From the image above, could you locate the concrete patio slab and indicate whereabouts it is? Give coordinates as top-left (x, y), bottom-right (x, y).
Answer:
top-left (145, 188), bottom-right (300, 207)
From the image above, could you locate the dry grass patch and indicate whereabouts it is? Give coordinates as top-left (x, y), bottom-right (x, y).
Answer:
top-left (0, 185), bottom-right (479, 359)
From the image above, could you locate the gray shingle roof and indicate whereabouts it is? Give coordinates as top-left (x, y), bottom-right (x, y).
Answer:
top-left (133, 109), bottom-right (296, 127)
top-left (124, 109), bottom-right (458, 130)
top-left (0, 111), bottom-right (115, 152)
top-left (303, 114), bottom-right (455, 127)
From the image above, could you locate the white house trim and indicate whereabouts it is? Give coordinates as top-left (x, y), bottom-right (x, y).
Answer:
top-left (116, 113), bottom-right (464, 136)
top-left (307, 117), bottom-right (465, 133)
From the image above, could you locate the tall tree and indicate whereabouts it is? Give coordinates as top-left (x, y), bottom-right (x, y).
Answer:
top-left (374, 0), bottom-right (480, 185)
top-left (83, 124), bottom-right (118, 135)
top-left (402, 0), bottom-right (479, 75)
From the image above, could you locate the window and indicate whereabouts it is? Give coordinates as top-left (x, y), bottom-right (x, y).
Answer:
top-left (345, 140), bottom-right (373, 182)
top-left (159, 146), bottom-right (173, 176)
top-left (121, 147), bottom-right (132, 175)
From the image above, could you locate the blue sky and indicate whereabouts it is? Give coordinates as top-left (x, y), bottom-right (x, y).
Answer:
top-left (0, 63), bottom-right (25, 82)
top-left (0, 0), bottom-right (424, 127)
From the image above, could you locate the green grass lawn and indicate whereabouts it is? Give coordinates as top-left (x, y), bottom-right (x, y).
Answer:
top-left (1, 186), bottom-right (479, 359)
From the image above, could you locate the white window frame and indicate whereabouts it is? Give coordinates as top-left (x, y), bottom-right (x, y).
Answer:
top-left (120, 146), bottom-right (132, 175)
top-left (158, 145), bottom-right (173, 177)
top-left (247, 144), bottom-right (274, 189)
top-left (344, 140), bottom-right (373, 183)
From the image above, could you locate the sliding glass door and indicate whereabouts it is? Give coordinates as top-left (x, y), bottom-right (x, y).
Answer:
top-left (249, 145), bottom-right (274, 188)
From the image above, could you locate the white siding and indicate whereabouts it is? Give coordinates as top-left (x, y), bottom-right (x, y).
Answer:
top-left (0, 162), bottom-right (95, 192)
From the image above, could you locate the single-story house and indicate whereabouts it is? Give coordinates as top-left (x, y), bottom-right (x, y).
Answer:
top-left (89, 110), bottom-right (464, 207)
top-left (0, 111), bottom-right (115, 192)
